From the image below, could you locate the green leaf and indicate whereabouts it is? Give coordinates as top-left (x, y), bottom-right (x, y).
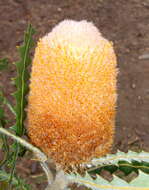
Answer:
top-left (118, 160), bottom-right (138, 175)
top-left (0, 92), bottom-right (16, 116)
top-left (88, 151), bottom-right (149, 175)
top-left (0, 58), bottom-right (8, 71)
top-left (0, 108), bottom-right (4, 120)
top-left (0, 92), bottom-right (10, 167)
top-left (102, 165), bottom-right (118, 174)
top-left (132, 160), bottom-right (149, 174)
top-left (9, 23), bottom-right (35, 187)
top-left (9, 141), bottom-right (19, 186)
top-left (0, 91), bottom-right (5, 120)
top-left (67, 171), bottom-right (149, 190)
top-left (89, 165), bottom-right (118, 176)
top-left (91, 151), bottom-right (149, 165)
top-left (0, 134), bottom-right (9, 167)
top-left (0, 24), bottom-right (35, 190)
top-left (0, 170), bottom-right (31, 190)
top-left (13, 23), bottom-right (35, 136)
top-left (0, 135), bottom-right (3, 149)
top-left (0, 89), bottom-right (15, 117)
top-left (9, 125), bottom-right (17, 132)
top-left (4, 98), bottom-right (16, 116)
top-left (0, 170), bottom-right (17, 184)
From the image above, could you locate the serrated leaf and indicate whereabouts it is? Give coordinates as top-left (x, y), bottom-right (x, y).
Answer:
top-left (118, 160), bottom-right (138, 175)
top-left (0, 24), bottom-right (35, 189)
top-left (14, 23), bottom-right (35, 136)
top-left (9, 23), bottom-right (35, 187)
top-left (91, 151), bottom-right (149, 165)
top-left (67, 171), bottom-right (149, 190)
top-left (130, 171), bottom-right (149, 187)
top-left (88, 151), bottom-right (149, 175)
top-left (131, 160), bottom-right (149, 174)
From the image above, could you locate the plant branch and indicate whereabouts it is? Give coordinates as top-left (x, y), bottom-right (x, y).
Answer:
top-left (0, 127), bottom-right (47, 162)
top-left (0, 127), bottom-right (54, 186)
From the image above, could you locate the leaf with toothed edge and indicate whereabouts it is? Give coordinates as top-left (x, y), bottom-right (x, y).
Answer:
top-left (87, 151), bottom-right (149, 175)
top-left (67, 170), bottom-right (149, 190)
top-left (13, 24), bottom-right (35, 136)
top-left (9, 23), bottom-right (35, 188)
top-left (91, 151), bottom-right (149, 165)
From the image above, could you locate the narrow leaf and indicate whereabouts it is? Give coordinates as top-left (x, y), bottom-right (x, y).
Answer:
top-left (13, 23), bottom-right (35, 136)
top-left (9, 23), bottom-right (35, 187)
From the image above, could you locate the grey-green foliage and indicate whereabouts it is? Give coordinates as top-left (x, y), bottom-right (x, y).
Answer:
top-left (66, 150), bottom-right (149, 190)
top-left (91, 150), bottom-right (149, 165)
top-left (88, 150), bottom-right (149, 175)
top-left (67, 170), bottom-right (149, 190)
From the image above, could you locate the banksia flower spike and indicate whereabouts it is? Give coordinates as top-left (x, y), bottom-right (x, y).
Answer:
top-left (27, 20), bottom-right (117, 169)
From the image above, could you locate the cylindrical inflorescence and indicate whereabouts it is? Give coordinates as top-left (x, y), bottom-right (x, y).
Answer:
top-left (27, 20), bottom-right (118, 169)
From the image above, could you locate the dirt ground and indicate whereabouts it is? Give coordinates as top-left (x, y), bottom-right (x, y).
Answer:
top-left (0, 0), bottom-right (149, 189)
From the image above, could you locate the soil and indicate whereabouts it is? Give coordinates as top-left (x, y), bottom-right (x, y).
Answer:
top-left (0, 0), bottom-right (149, 189)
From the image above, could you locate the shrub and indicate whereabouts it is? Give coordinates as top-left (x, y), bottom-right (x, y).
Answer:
top-left (0, 21), bottom-right (149, 190)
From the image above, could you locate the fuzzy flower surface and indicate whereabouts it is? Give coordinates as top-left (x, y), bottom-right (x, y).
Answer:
top-left (27, 20), bottom-right (117, 169)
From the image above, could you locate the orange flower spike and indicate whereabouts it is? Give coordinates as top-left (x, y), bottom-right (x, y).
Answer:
top-left (27, 20), bottom-right (118, 169)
